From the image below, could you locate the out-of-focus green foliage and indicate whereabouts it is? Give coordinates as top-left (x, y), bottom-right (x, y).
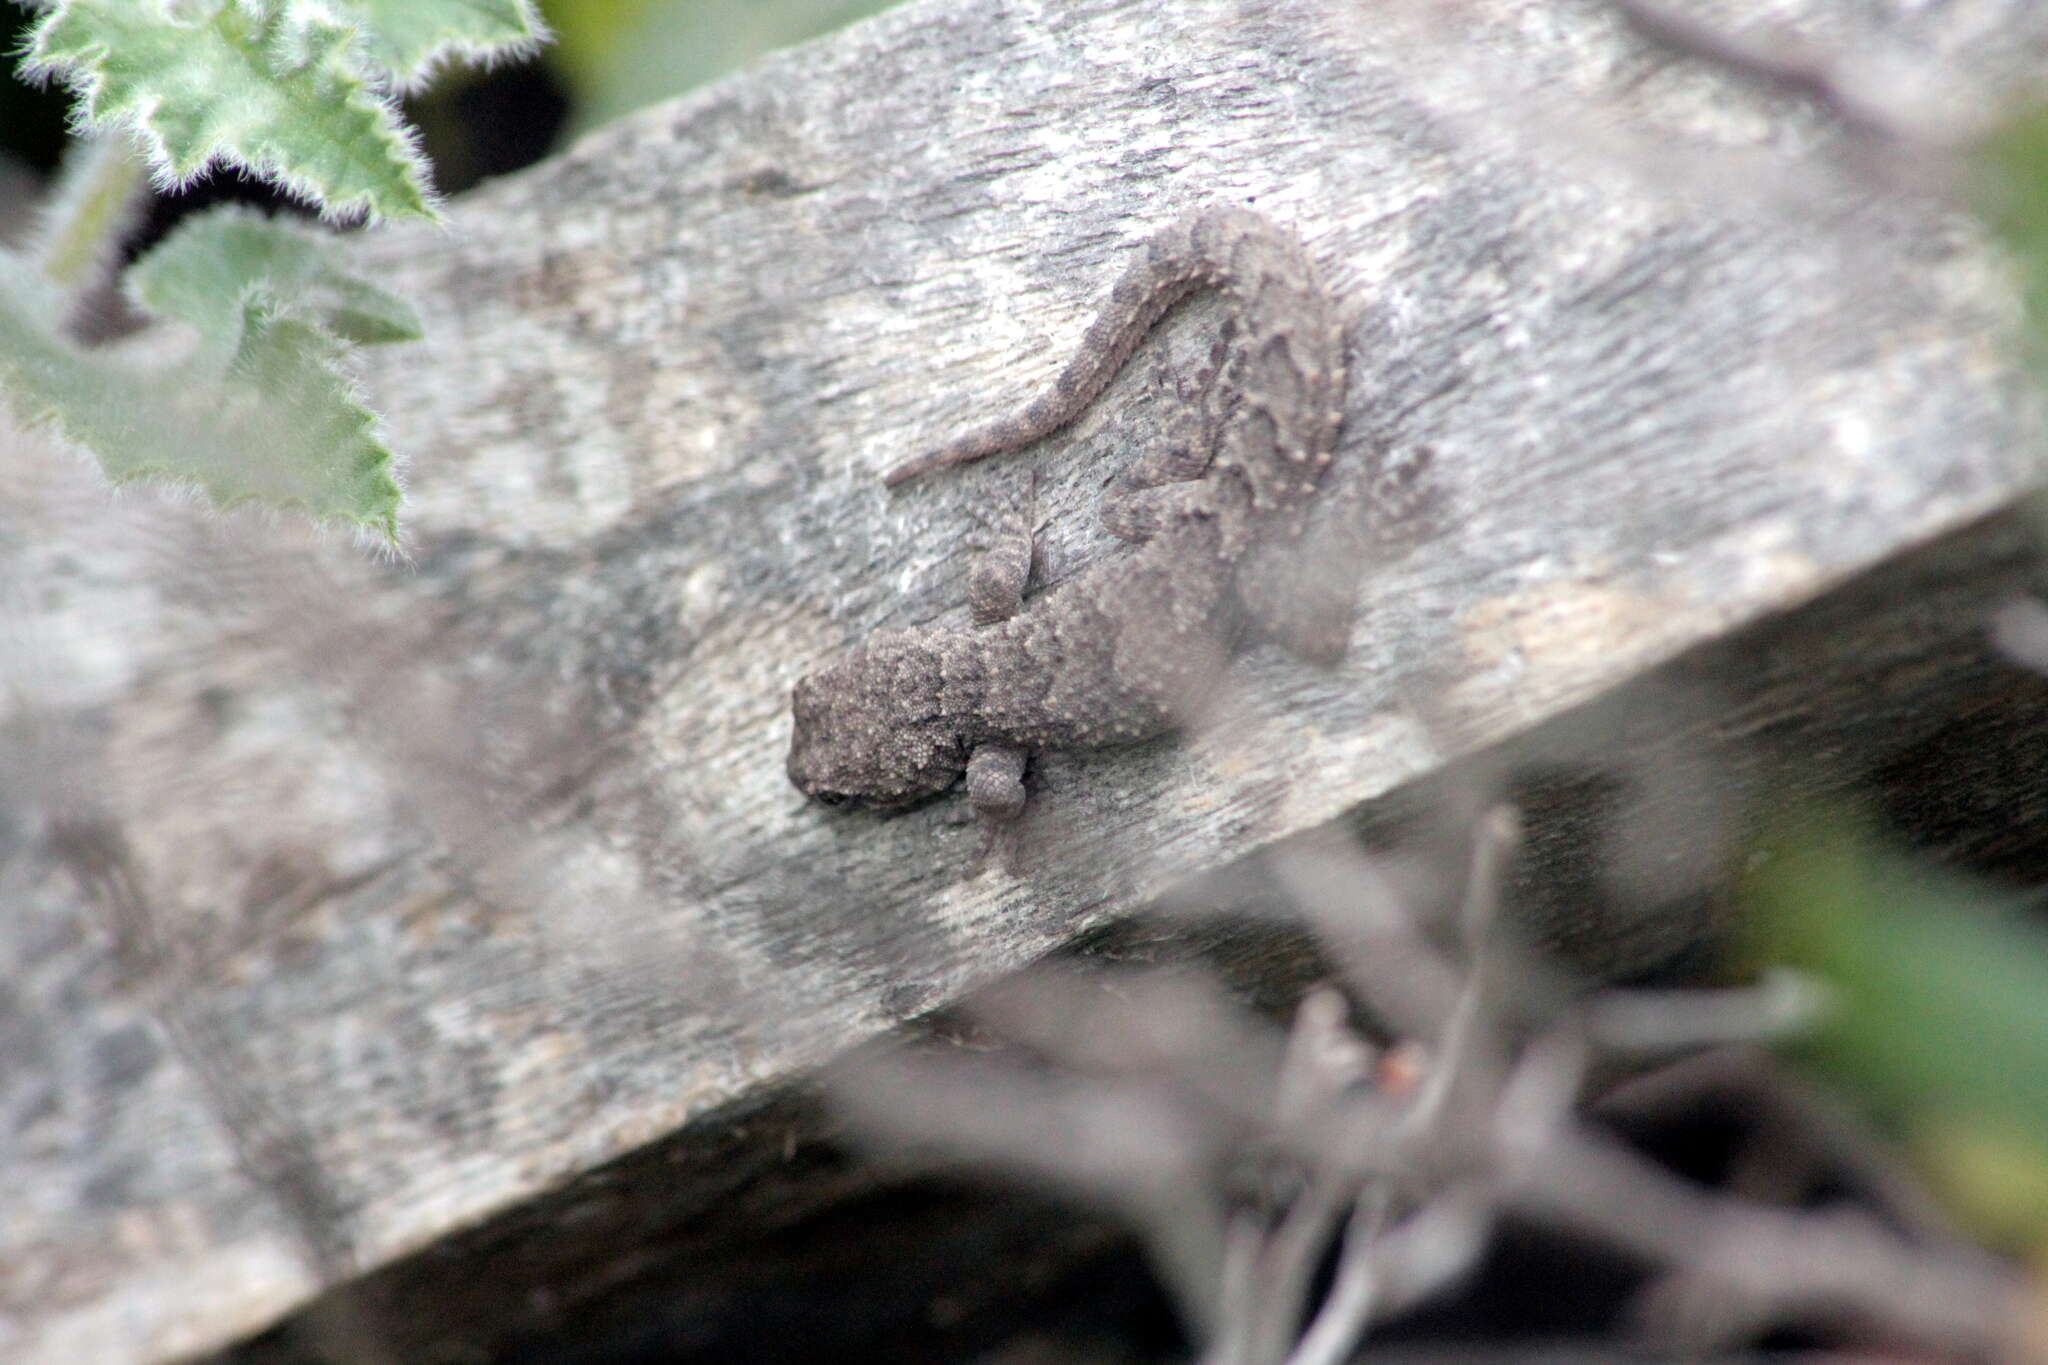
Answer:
top-left (1973, 102), bottom-right (2048, 372)
top-left (545, 0), bottom-right (897, 135)
top-left (1916, 1115), bottom-right (2048, 1251)
top-left (25, 128), bottom-right (146, 292)
top-left (542, 0), bottom-right (660, 100)
top-left (1746, 808), bottom-right (2048, 1248)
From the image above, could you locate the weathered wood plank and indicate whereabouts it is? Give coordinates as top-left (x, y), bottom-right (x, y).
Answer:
top-left (4, 0), bottom-right (2044, 1359)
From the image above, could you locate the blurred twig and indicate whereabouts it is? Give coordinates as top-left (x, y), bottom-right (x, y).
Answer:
top-left (829, 801), bottom-right (2035, 1361)
top-left (1613, 0), bottom-right (1942, 145)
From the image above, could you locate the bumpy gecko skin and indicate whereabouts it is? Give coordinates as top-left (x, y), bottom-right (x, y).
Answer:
top-left (787, 206), bottom-right (1349, 820)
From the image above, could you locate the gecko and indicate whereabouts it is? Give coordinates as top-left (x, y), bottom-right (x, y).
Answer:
top-left (787, 206), bottom-right (1351, 823)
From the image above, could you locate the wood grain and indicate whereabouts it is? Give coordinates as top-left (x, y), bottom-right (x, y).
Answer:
top-left (3, 0), bottom-right (2044, 1359)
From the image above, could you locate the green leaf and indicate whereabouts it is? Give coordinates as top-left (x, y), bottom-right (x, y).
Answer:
top-left (1745, 809), bottom-right (2048, 1139)
top-left (22, 0), bottom-right (438, 223)
top-left (1914, 1115), bottom-right (2048, 1253)
top-left (1745, 809), bottom-right (2048, 1246)
top-left (1972, 102), bottom-right (2048, 373)
top-left (558, 0), bottom-right (896, 134)
top-left (0, 247), bottom-right (403, 540)
top-left (129, 207), bottom-right (423, 355)
top-left (543, 0), bottom-right (661, 97)
top-left (29, 131), bottom-right (150, 294)
top-left (334, 0), bottom-right (548, 90)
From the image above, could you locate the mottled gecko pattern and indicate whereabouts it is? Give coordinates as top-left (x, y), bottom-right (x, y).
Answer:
top-left (787, 206), bottom-right (1349, 821)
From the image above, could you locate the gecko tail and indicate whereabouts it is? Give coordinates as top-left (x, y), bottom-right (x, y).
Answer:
top-left (883, 208), bottom-right (1300, 489)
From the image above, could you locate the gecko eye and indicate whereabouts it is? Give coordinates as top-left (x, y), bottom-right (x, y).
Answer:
top-left (812, 791), bottom-right (854, 809)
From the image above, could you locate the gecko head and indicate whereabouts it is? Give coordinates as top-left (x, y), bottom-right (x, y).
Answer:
top-left (787, 638), bottom-right (968, 813)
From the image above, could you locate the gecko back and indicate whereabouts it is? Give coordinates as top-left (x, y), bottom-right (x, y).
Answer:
top-left (886, 206), bottom-right (1352, 658)
top-left (789, 208), bottom-right (1354, 819)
